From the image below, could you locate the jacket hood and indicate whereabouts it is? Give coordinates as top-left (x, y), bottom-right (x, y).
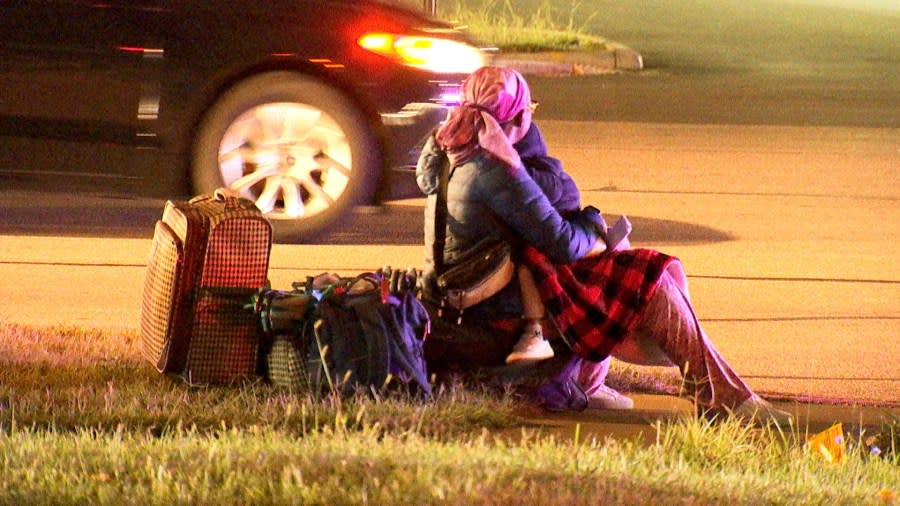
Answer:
top-left (513, 123), bottom-right (548, 159)
top-left (416, 134), bottom-right (446, 196)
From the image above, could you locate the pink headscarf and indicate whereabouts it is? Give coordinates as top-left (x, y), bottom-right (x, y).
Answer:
top-left (435, 66), bottom-right (532, 168)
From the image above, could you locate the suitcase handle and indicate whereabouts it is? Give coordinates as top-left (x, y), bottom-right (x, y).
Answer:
top-left (213, 187), bottom-right (237, 202)
top-left (212, 187), bottom-right (256, 211)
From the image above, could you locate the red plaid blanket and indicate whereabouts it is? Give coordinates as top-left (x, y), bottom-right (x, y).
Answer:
top-left (523, 246), bottom-right (675, 361)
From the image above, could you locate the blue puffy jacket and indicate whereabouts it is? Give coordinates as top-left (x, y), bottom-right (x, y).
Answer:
top-left (416, 133), bottom-right (601, 313)
top-left (513, 123), bottom-right (582, 216)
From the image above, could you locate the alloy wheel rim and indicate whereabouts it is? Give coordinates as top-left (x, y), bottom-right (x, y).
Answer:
top-left (217, 102), bottom-right (353, 220)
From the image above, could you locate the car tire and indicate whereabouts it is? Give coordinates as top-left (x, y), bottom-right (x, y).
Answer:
top-left (191, 71), bottom-right (380, 243)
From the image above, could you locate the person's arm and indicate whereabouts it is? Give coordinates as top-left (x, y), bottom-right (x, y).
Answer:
top-left (525, 159), bottom-right (583, 217)
top-left (415, 133), bottom-right (446, 196)
top-left (477, 158), bottom-right (603, 264)
top-left (582, 234), bottom-right (608, 258)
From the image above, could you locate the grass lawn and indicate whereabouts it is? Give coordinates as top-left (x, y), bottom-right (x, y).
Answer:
top-left (400, 0), bottom-right (613, 52)
top-left (1, 322), bottom-right (896, 505)
top-left (1, 3), bottom-right (896, 503)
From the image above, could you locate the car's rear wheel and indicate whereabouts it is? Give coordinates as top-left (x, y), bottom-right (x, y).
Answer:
top-left (191, 71), bottom-right (380, 242)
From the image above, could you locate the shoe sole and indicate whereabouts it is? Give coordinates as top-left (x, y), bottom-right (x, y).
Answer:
top-left (505, 354), bottom-right (554, 365)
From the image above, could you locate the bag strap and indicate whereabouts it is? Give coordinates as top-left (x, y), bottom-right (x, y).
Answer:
top-left (433, 157), bottom-right (516, 275)
top-left (432, 159), bottom-right (450, 276)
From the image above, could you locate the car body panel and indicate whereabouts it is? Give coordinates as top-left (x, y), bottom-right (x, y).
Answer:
top-left (0, 0), bottom-right (477, 201)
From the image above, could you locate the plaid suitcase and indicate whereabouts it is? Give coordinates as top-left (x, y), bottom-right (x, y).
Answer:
top-left (267, 334), bottom-right (308, 391)
top-left (140, 191), bottom-right (272, 384)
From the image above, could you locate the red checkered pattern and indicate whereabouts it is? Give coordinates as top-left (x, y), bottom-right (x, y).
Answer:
top-left (141, 221), bottom-right (184, 371)
top-left (185, 290), bottom-right (260, 384)
top-left (185, 216), bottom-right (271, 384)
top-left (267, 335), bottom-right (307, 390)
top-left (522, 245), bottom-right (675, 361)
top-left (140, 193), bottom-right (272, 384)
top-left (199, 219), bottom-right (271, 287)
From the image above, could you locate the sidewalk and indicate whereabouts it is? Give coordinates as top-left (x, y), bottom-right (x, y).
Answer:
top-left (480, 48), bottom-right (900, 440)
top-left (520, 394), bottom-right (900, 445)
top-left (492, 44), bottom-right (644, 75)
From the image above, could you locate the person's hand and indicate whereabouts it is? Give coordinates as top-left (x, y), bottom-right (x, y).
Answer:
top-left (605, 216), bottom-right (633, 251)
top-left (477, 111), bottom-right (522, 168)
top-left (576, 206), bottom-right (607, 257)
top-left (581, 205), bottom-right (609, 237)
top-left (583, 238), bottom-right (608, 258)
top-left (213, 187), bottom-right (242, 200)
top-left (580, 206), bottom-right (632, 255)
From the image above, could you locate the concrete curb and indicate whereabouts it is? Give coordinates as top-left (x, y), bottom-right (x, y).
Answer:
top-left (492, 43), bottom-right (643, 76)
top-left (518, 394), bottom-right (900, 445)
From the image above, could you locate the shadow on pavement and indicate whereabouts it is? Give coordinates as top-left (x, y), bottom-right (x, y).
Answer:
top-left (317, 206), bottom-right (734, 246)
top-left (0, 194), bottom-right (733, 246)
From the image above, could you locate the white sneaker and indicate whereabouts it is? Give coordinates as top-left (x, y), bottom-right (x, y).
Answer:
top-left (506, 326), bottom-right (554, 364)
top-left (586, 384), bottom-right (634, 410)
top-left (732, 395), bottom-right (793, 427)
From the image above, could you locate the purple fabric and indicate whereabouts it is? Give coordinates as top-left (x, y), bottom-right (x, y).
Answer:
top-left (633, 269), bottom-right (754, 410)
top-left (514, 123), bottom-right (581, 216)
top-left (523, 246), bottom-right (675, 362)
top-left (435, 67), bottom-right (531, 168)
top-left (533, 356), bottom-right (588, 411)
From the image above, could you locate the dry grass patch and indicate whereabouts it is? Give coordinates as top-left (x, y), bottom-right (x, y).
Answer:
top-left (0, 321), bottom-right (896, 505)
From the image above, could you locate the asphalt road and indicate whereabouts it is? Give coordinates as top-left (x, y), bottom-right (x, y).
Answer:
top-left (2, 119), bottom-right (898, 406)
top-left (521, 0), bottom-right (900, 128)
top-left (1, 0), bottom-right (898, 410)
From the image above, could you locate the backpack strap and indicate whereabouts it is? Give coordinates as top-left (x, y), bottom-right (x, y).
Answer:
top-left (348, 290), bottom-right (432, 398)
top-left (433, 159), bottom-right (451, 276)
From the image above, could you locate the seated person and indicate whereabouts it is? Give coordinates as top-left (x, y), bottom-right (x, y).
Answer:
top-left (420, 117), bottom-right (581, 365)
top-left (415, 65), bottom-right (793, 425)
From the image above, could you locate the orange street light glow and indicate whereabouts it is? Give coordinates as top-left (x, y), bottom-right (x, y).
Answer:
top-left (358, 32), bottom-right (484, 73)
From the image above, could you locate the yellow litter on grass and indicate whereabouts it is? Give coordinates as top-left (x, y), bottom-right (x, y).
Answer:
top-left (807, 423), bottom-right (845, 463)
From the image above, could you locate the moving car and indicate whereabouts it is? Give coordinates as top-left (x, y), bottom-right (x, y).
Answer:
top-left (0, 0), bottom-right (485, 241)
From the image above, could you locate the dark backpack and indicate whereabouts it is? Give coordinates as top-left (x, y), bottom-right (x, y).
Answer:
top-left (256, 270), bottom-right (431, 398)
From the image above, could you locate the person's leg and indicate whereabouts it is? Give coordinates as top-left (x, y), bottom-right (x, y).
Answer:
top-left (535, 354), bottom-right (632, 410)
top-left (617, 266), bottom-right (754, 411)
top-left (533, 355), bottom-right (587, 411)
top-left (507, 265), bottom-right (554, 363)
top-left (612, 265), bottom-right (792, 425)
top-left (576, 355), bottom-right (634, 409)
top-left (519, 263), bottom-right (545, 322)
